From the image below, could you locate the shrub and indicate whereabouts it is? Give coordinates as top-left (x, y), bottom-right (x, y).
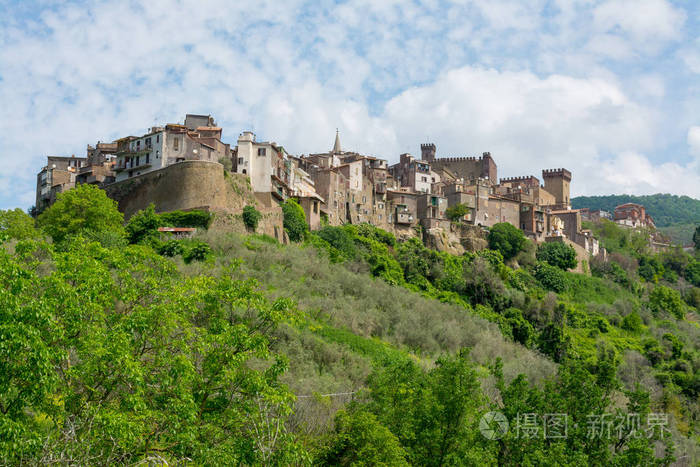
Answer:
top-left (536, 241), bottom-right (577, 270)
top-left (125, 204), bottom-right (161, 244)
top-left (684, 260), bottom-right (700, 287)
top-left (159, 210), bottom-right (212, 229)
top-left (317, 226), bottom-right (358, 261)
top-left (37, 184), bottom-right (124, 244)
top-left (649, 285), bottom-right (685, 319)
top-left (621, 312), bottom-right (643, 333)
top-left (159, 239), bottom-right (185, 257)
top-left (534, 261), bottom-right (568, 293)
top-left (242, 205), bottom-right (262, 232)
top-left (487, 222), bottom-right (526, 260)
top-left (445, 203), bottom-right (470, 222)
top-left (183, 240), bottom-right (212, 263)
top-left (282, 199), bottom-right (308, 242)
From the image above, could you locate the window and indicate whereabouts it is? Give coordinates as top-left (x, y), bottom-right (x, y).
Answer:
top-left (238, 157), bottom-right (244, 165)
top-left (156, 135), bottom-right (160, 143)
top-left (136, 156), bottom-right (140, 166)
top-left (258, 147), bottom-right (266, 156)
top-left (173, 138), bottom-right (179, 151)
top-left (146, 153), bottom-right (150, 164)
top-left (313, 201), bottom-right (318, 214)
top-left (362, 196), bottom-right (366, 203)
top-left (156, 150), bottom-right (160, 159)
top-left (421, 176), bottom-right (428, 182)
top-left (145, 137), bottom-right (151, 148)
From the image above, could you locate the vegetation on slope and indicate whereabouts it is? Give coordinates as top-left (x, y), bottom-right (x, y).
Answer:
top-left (1, 187), bottom-right (699, 464)
top-left (571, 193), bottom-right (700, 228)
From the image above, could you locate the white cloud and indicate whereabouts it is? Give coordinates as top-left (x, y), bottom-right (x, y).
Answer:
top-left (0, 0), bottom-right (697, 209)
top-left (688, 126), bottom-right (700, 157)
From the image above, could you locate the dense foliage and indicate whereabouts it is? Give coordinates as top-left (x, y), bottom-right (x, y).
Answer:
top-left (0, 208), bottom-right (39, 241)
top-left (536, 241), bottom-right (578, 270)
top-left (242, 205), bottom-right (262, 231)
top-left (572, 193), bottom-right (700, 227)
top-left (37, 184), bottom-right (124, 243)
top-left (2, 185), bottom-right (698, 464)
top-left (487, 222), bottom-right (526, 260)
top-left (282, 199), bottom-right (308, 242)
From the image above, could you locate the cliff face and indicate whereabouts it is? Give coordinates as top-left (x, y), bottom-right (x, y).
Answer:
top-left (422, 221), bottom-right (488, 255)
top-left (104, 161), bottom-right (286, 241)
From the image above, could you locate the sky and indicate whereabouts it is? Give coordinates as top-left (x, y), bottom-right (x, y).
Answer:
top-left (0, 0), bottom-right (699, 210)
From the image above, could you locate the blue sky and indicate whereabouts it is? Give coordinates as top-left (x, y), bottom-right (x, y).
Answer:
top-left (0, 0), bottom-right (699, 210)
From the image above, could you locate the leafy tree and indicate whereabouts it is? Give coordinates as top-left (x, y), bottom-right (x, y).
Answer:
top-left (488, 222), bottom-right (526, 260)
top-left (445, 203), bottom-right (470, 222)
top-left (534, 261), bottom-right (568, 293)
top-left (318, 410), bottom-right (408, 466)
top-left (37, 184), bottom-right (124, 244)
top-left (504, 308), bottom-right (535, 347)
top-left (621, 312), bottom-right (643, 333)
top-left (685, 260), bottom-right (700, 287)
top-left (242, 205), bottom-right (262, 232)
top-left (158, 239), bottom-right (185, 257)
top-left (282, 199), bottom-right (308, 242)
top-left (0, 208), bottom-right (39, 240)
top-left (649, 285), bottom-right (685, 319)
top-left (694, 225), bottom-right (700, 250)
top-left (125, 204), bottom-right (161, 244)
top-left (536, 241), bottom-right (577, 270)
top-left (0, 239), bottom-right (306, 464)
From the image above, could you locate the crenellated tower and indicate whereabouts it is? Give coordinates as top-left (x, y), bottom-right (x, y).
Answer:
top-left (420, 143), bottom-right (436, 162)
top-left (542, 168), bottom-right (572, 209)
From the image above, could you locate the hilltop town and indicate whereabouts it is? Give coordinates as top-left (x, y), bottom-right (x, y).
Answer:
top-left (35, 113), bottom-right (662, 262)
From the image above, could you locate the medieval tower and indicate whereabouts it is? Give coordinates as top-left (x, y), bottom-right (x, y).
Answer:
top-left (542, 168), bottom-right (572, 209)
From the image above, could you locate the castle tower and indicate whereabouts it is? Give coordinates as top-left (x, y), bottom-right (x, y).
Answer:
top-left (542, 168), bottom-right (572, 209)
top-left (421, 143), bottom-right (436, 162)
top-left (332, 129), bottom-right (341, 154)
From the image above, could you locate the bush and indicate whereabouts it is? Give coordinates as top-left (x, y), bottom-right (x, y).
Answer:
top-left (534, 261), bottom-right (568, 293)
top-left (37, 184), bottom-right (124, 244)
top-left (487, 222), bottom-right (526, 260)
top-left (536, 241), bottom-right (577, 270)
top-left (242, 205), bottom-right (262, 232)
top-left (183, 240), bottom-right (212, 263)
top-left (125, 204), bottom-right (162, 244)
top-left (159, 210), bottom-right (212, 229)
top-left (621, 312), bottom-right (643, 333)
top-left (649, 285), bottom-right (685, 319)
top-left (282, 199), bottom-right (308, 242)
top-left (159, 239), bottom-right (185, 257)
top-left (445, 203), bottom-right (470, 222)
top-left (317, 226), bottom-right (358, 261)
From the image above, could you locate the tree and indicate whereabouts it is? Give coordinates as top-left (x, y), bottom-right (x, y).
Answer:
top-left (282, 199), bottom-right (307, 242)
top-left (487, 222), bottom-right (526, 260)
top-left (37, 184), bottom-right (124, 244)
top-left (534, 261), bottom-right (569, 293)
top-left (649, 285), bottom-right (685, 319)
top-left (242, 205), bottom-right (262, 232)
top-left (0, 239), bottom-right (306, 464)
top-left (536, 241), bottom-right (577, 270)
top-left (125, 204), bottom-right (161, 244)
top-left (319, 410), bottom-right (408, 466)
top-left (0, 208), bottom-right (39, 240)
top-left (694, 225), bottom-right (700, 250)
top-left (445, 203), bottom-right (470, 222)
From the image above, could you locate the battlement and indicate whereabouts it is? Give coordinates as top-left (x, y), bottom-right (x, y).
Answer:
top-left (499, 175), bottom-right (540, 187)
top-left (420, 143), bottom-right (436, 150)
top-left (434, 156), bottom-right (479, 162)
top-left (542, 168), bottom-right (572, 181)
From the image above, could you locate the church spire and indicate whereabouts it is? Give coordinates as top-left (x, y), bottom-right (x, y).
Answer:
top-left (332, 128), bottom-right (341, 154)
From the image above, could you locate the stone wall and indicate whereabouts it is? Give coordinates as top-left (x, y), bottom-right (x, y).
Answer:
top-left (104, 160), bottom-right (285, 240)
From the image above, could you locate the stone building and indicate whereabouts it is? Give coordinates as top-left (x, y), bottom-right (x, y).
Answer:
top-left (36, 155), bottom-right (87, 211)
top-left (614, 203), bottom-right (655, 229)
top-left (114, 116), bottom-right (230, 183)
top-left (422, 142), bottom-right (497, 185)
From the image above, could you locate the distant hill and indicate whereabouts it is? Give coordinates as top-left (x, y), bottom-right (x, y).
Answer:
top-left (571, 193), bottom-right (700, 228)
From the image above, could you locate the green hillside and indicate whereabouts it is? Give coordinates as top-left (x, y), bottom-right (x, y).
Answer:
top-left (571, 193), bottom-right (700, 227)
top-left (1, 186), bottom-right (699, 464)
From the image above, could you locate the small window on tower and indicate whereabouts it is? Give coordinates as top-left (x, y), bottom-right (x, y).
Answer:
top-left (258, 148), bottom-right (266, 156)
